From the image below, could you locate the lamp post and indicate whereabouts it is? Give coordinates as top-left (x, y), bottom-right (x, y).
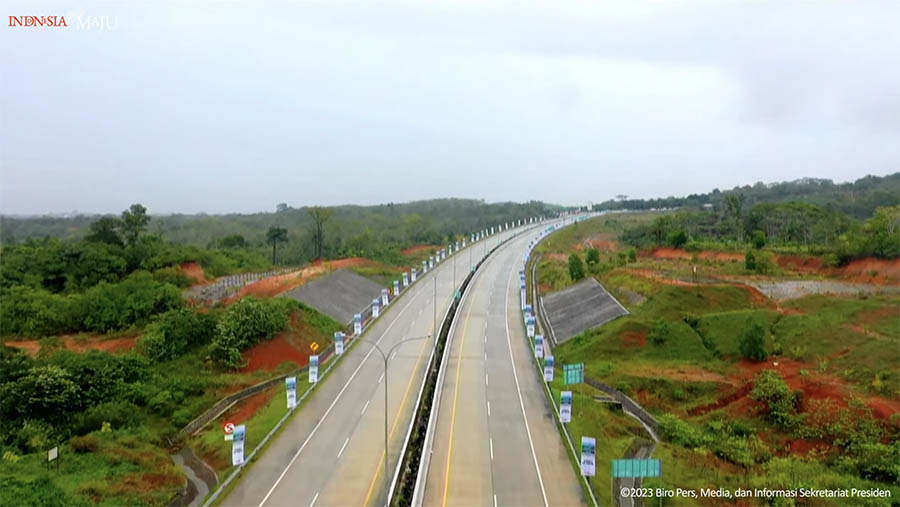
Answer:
top-left (354, 334), bottom-right (430, 505)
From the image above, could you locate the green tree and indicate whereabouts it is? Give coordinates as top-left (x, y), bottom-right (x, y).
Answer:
top-left (219, 234), bottom-right (247, 248)
top-left (751, 230), bottom-right (766, 249)
top-left (627, 248), bottom-right (637, 263)
top-left (585, 248), bottom-right (600, 266)
top-left (667, 229), bottom-right (688, 248)
top-left (307, 207), bottom-right (334, 259)
top-left (266, 227), bottom-right (288, 264)
top-left (725, 193), bottom-right (746, 242)
top-left (745, 250), bottom-right (756, 271)
top-left (568, 253), bottom-right (585, 281)
top-left (0, 365), bottom-right (80, 425)
top-left (85, 217), bottom-right (123, 247)
top-left (120, 204), bottom-right (150, 246)
top-left (739, 320), bottom-right (767, 361)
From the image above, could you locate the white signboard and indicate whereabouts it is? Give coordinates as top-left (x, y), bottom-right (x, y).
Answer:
top-left (422, 260), bottom-right (428, 273)
top-left (354, 313), bottom-right (363, 335)
top-left (393, 280), bottom-right (400, 297)
top-left (372, 298), bottom-right (380, 318)
top-left (526, 316), bottom-right (536, 338)
top-left (382, 288), bottom-right (390, 306)
top-left (560, 391), bottom-right (573, 423)
top-left (286, 376), bottom-right (297, 409)
top-left (581, 436), bottom-right (596, 477)
top-left (521, 288), bottom-right (527, 309)
top-left (334, 332), bottom-right (345, 356)
top-left (544, 355), bottom-right (554, 382)
top-left (48, 447), bottom-right (58, 462)
top-left (402, 272), bottom-right (409, 287)
top-left (429, 257), bottom-right (434, 269)
top-left (411, 268), bottom-right (417, 282)
top-left (232, 425), bottom-right (246, 466)
top-left (309, 355), bottom-right (319, 383)
top-left (535, 334), bottom-right (544, 358)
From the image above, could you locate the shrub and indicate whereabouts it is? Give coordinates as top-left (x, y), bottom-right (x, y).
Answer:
top-left (667, 230), bottom-right (688, 248)
top-left (210, 297), bottom-right (294, 368)
top-left (751, 230), bottom-right (767, 249)
top-left (76, 400), bottom-right (142, 433)
top-left (648, 319), bottom-right (670, 345)
top-left (745, 250), bottom-right (757, 271)
top-left (627, 248), bottom-right (637, 263)
top-left (659, 414), bottom-right (712, 448)
top-left (585, 248), bottom-right (600, 266)
top-left (148, 390), bottom-right (175, 416)
top-left (140, 309), bottom-right (217, 363)
top-left (0, 286), bottom-right (73, 336)
top-left (739, 320), bottom-right (767, 362)
top-left (151, 266), bottom-right (192, 288)
top-left (74, 272), bottom-right (183, 333)
top-left (567, 253), bottom-right (585, 282)
top-left (751, 370), bottom-right (796, 427)
top-left (70, 433), bottom-right (102, 453)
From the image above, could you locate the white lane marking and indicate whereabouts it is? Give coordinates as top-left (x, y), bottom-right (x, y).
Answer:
top-left (338, 437), bottom-right (349, 458)
top-left (485, 373), bottom-right (489, 386)
top-left (503, 248), bottom-right (549, 507)
top-left (256, 286), bottom-right (425, 507)
top-left (484, 352), bottom-right (487, 361)
top-left (494, 494), bottom-right (498, 507)
top-left (309, 492), bottom-right (319, 507)
top-left (487, 401), bottom-right (491, 417)
top-left (378, 371), bottom-right (385, 384)
top-left (489, 438), bottom-right (494, 460)
top-left (361, 400), bottom-right (370, 415)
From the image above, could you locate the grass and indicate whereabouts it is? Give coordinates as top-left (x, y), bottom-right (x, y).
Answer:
top-left (351, 264), bottom-right (406, 287)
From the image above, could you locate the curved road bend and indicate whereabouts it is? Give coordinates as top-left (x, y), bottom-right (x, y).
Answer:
top-left (424, 225), bottom-right (585, 507)
top-left (222, 226), bottom-right (523, 507)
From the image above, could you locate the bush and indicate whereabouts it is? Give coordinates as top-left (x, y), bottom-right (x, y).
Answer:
top-left (0, 286), bottom-right (73, 336)
top-left (151, 266), bottom-right (192, 288)
top-left (751, 370), bottom-right (796, 427)
top-left (70, 433), bottom-right (102, 453)
top-left (567, 253), bottom-right (585, 282)
top-left (148, 390), bottom-right (175, 416)
top-left (140, 309), bottom-right (217, 363)
top-left (74, 272), bottom-right (183, 333)
top-left (76, 400), bottom-right (142, 433)
top-left (585, 248), bottom-right (600, 266)
top-left (667, 230), bottom-right (688, 248)
top-left (659, 414), bottom-right (712, 448)
top-left (751, 230), bottom-right (767, 249)
top-left (0, 476), bottom-right (89, 507)
top-left (210, 297), bottom-right (294, 368)
top-left (648, 319), bottom-right (670, 345)
top-left (627, 248), bottom-right (637, 263)
top-left (739, 319), bottom-right (767, 361)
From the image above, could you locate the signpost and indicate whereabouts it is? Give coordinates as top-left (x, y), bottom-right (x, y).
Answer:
top-left (232, 424), bottom-right (246, 466)
top-left (580, 436), bottom-right (596, 477)
top-left (285, 376), bottom-right (297, 409)
top-left (560, 391), bottom-right (573, 423)
top-left (309, 355), bottom-right (319, 383)
top-left (543, 355), bottom-right (554, 381)
top-left (47, 446), bottom-right (59, 469)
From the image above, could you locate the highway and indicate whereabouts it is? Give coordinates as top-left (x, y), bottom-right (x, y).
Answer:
top-left (221, 226), bottom-right (523, 507)
top-left (423, 226), bottom-right (585, 507)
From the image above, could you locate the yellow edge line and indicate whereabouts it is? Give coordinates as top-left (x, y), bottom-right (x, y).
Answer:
top-left (362, 332), bottom-right (432, 505)
top-left (442, 289), bottom-right (478, 507)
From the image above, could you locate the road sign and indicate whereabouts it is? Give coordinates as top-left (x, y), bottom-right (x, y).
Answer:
top-left (372, 298), bottom-right (380, 318)
top-left (581, 437), bottom-right (596, 477)
top-left (334, 332), bottom-right (345, 356)
top-left (223, 422), bottom-right (235, 434)
top-left (286, 376), bottom-right (297, 409)
top-left (543, 355), bottom-right (554, 382)
top-left (612, 459), bottom-right (662, 478)
top-left (564, 363), bottom-right (584, 385)
top-left (354, 314), bottom-right (363, 335)
top-left (534, 334), bottom-right (543, 358)
top-left (48, 447), bottom-right (58, 462)
top-left (232, 424), bottom-right (246, 466)
top-left (560, 391), bottom-right (572, 423)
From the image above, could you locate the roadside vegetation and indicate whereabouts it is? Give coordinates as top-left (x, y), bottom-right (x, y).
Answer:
top-left (540, 175), bottom-right (899, 505)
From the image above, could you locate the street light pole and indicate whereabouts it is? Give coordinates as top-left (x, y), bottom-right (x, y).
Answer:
top-left (354, 334), bottom-right (430, 506)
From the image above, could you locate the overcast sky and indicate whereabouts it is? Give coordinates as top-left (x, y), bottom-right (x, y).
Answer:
top-left (1, 1), bottom-right (898, 215)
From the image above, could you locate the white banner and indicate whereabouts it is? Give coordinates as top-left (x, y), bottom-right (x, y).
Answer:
top-left (372, 298), bottom-right (380, 318)
top-left (544, 355), bottom-right (554, 382)
top-left (334, 332), bottom-right (344, 355)
top-left (402, 272), bottom-right (409, 287)
top-left (411, 269), bottom-right (417, 282)
top-left (535, 334), bottom-right (543, 358)
top-left (354, 313), bottom-right (362, 335)
top-left (581, 437), bottom-right (596, 477)
top-left (393, 280), bottom-right (400, 297)
top-left (560, 391), bottom-right (572, 423)
top-left (382, 288), bottom-right (390, 306)
top-left (232, 425), bottom-right (246, 466)
top-left (309, 355), bottom-right (319, 383)
top-left (286, 376), bottom-right (297, 409)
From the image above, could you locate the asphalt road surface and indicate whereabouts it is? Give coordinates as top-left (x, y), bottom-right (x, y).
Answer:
top-left (222, 227), bottom-right (523, 507)
top-left (423, 227), bottom-right (585, 507)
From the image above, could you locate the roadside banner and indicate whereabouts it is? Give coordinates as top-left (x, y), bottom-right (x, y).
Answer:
top-left (456, 241), bottom-right (460, 251)
top-left (411, 268), bottom-right (417, 282)
top-left (309, 355), bottom-right (319, 383)
top-left (372, 298), bottom-right (380, 318)
top-left (402, 272), bottom-right (409, 287)
top-left (393, 280), bottom-right (400, 297)
top-left (286, 376), bottom-right (297, 409)
top-left (535, 334), bottom-right (543, 358)
top-left (354, 313), bottom-right (363, 335)
top-left (463, 239), bottom-right (467, 248)
top-left (560, 391), bottom-right (573, 423)
top-left (524, 304), bottom-right (532, 319)
top-left (381, 288), bottom-right (389, 306)
top-left (423, 260), bottom-right (428, 273)
top-left (334, 332), bottom-right (344, 355)
top-left (564, 363), bottom-right (585, 385)
top-left (527, 316), bottom-right (536, 338)
top-left (544, 355), bottom-right (554, 381)
top-left (232, 424), bottom-right (246, 466)
top-left (521, 288), bottom-right (527, 309)
top-left (580, 436), bottom-right (596, 477)
top-left (429, 257), bottom-right (434, 269)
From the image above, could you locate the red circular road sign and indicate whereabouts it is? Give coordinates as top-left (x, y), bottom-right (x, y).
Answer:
top-left (223, 422), bottom-right (235, 434)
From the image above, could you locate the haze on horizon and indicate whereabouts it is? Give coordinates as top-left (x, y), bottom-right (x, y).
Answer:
top-left (1, 1), bottom-right (897, 216)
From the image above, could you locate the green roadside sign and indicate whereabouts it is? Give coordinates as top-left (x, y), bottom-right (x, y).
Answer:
top-left (563, 363), bottom-right (584, 385)
top-left (612, 459), bottom-right (662, 478)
